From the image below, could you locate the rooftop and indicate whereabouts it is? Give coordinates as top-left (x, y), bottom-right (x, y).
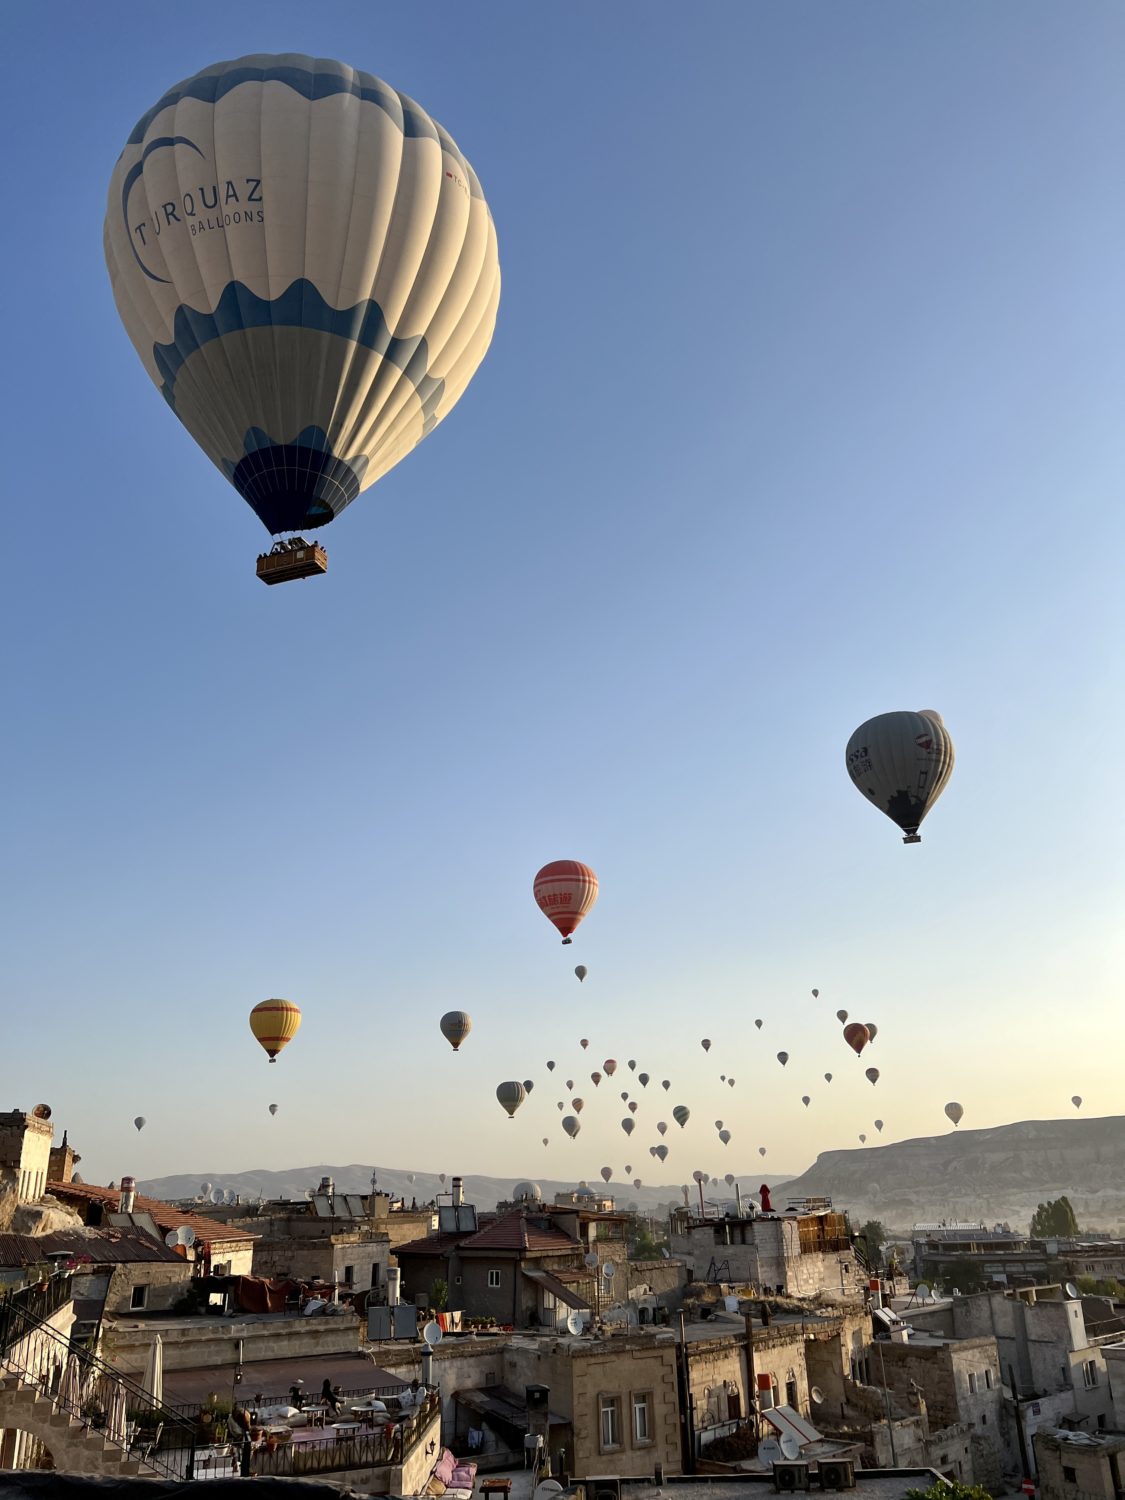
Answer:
top-left (0, 1228), bottom-right (184, 1268)
top-left (160, 1352), bottom-right (407, 1408)
top-left (395, 1208), bottom-right (577, 1257)
top-left (47, 1180), bottom-right (257, 1245)
top-left (561, 1470), bottom-right (947, 1500)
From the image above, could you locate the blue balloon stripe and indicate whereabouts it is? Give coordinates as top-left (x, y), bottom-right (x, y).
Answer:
top-left (126, 62), bottom-right (480, 197)
top-left (154, 278), bottom-right (445, 426)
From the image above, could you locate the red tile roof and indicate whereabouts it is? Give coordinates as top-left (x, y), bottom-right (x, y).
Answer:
top-left (392, 1230), bottom-right (474, 1258)
top-left (461, 1211), bottom-right (577, 1254)
top-left (47, 1181), bottom-right (257, 1247)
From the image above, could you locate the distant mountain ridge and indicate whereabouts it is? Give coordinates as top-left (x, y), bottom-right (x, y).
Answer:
top-left (779, 1115), bottom-right (1125, 1232)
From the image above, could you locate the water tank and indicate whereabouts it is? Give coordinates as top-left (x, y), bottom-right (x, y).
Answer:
top-left (119, 1176), bottom-right (137, 1213)
top-left (386, 1267), bottom-right (401, 1307)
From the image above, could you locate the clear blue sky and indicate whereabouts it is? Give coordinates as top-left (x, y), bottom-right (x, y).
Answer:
top-left (4, 2), bottom-right (1123, 1192)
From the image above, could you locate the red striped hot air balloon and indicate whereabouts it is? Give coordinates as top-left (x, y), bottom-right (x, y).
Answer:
top-left (249, 999), bottom-right (302, 1062)
top-left (533, 861), bottom-right (598, 944)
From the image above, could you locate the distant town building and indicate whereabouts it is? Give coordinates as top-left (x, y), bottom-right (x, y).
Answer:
top-left (670, 1208), bottom-right (862, 1301)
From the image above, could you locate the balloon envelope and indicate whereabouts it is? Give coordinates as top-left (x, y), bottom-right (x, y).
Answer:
top-left (439, 1011), bottom-right (472, 1052)
top-left (846, 710), bottom-right (955, 843)
top-left (655, 1144), bottom-right (669, 1161)
top-left (603, 1060), bottom-right (617, 1076)
top-left (719, 1129), bottom-right (731, 1144)
top-left (600, 1167), bottom-right (612, 1183)
top-left (638, 1073), bottom-right (650, 1087)
top-left (495, 1082), bottom-right (525, 1119)
top-left (534, 861), bottom-right (599, 942)
top-left (250, 999), bottom-right (302, 1062)
top-left (865, 1067), bottom-right (880, 1086)
top-left (622, 1118), bottom-right (635, 1135)
top-left (546, 1060), bottom-right (555, 1072)
top-left (844, 1023), bottom-right (871, 1056)
top-left (836, 1010), bottom-right (848, 1023)
top-left (105, 55), bottom-right (500, 543)
top-left (701, 1039), bottom-right (711, 1052)
top-left (134, 1116), bottom-right (146, 1131)
top-left (754, 1019), bottom-right (763, 1030)
top-left (801, 1096), bottom-right (810, 1108)
top-left (591, 1072), bottom-right (602, 1087)
top-left (1072, 1095), bottom-right (1083, 1109)
top-left (758, 1146), bottom-right (767, 1157)
top-left (776, 1052), bottom-right (789, 1067)
top-left (657, 1121), bottom-right (668, 1136)
top-left (562, 1115), bottom-right (580, 1139)
top-left (673, 1106), bottom-right (690, 1128)
top-left (574, 966), bottom-right (588, 982)
top-left (268, 1103), bottom-right (278, 1116)
top-left (824, 1073), bottom-right (833, 1083)
top-left (874, 1119), bottom-right (883, 1132)
top-left (572, 1098), bottom-right (585, 1114)
top-left (945, 1101), bottom-right (964, 1126)
top-left (661, 1080), bottom-right (671, 1091)
top-left (865, 1023), bottom-right (879, 1042)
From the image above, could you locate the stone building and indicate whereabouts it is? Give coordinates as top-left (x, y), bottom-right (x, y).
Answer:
top-left (224, 1199), bottom-right (392, 1296)
top-left (873, 1332), bottom-right (1005, 1488)
top-left (670, 1208), bottom-right (862, 1302)
top-left (0, 1227), bottom-right (192, 1320)
top-left (0, 1108), bottom-right (55, 1206)
top-left (46, 1180), bottom-right (256, 1277)
top-left (1035, 1427), bottom-right (1125, 1500)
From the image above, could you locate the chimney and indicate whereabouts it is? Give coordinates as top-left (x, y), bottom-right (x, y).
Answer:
top-left (119, 1176), bottom-right (137, 1213)
top-left (386, 1267), bottom-right (401, 1307)
top-left (451, 1177), bottom-right (463, 1209)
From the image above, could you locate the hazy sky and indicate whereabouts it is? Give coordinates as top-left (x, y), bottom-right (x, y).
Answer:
top-left (3, 2), bottom-right (1123, 1192)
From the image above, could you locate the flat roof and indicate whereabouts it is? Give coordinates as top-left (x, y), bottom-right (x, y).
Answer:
top-left (161, 1352), bottom-right (407, 1406)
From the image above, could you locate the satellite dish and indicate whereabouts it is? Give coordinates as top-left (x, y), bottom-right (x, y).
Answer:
top-left (178, 1226), bottom-right (195, 1247)
top-left (210, 1188), bottom-right (224, 1204)
top-left (952, 1288), bottom-right (962, 1298)
top-left (810, 1386), bottom-right (825, 1405)
top-left (423, 1321), bottom-right (443, 1347)
top-left (225, 1189), bottom-right (237, 1204)
top-left (602, 1260), bottom-right (616, 1280)
top-left (164, 1230), bottom-right (179, 1248)
top-left (534, 1484), bottom-right (564, 1500)
top-left (780, 1434), bottom-right (801, 1460)
top-left (584, 1251), bottom-right (599, 1269)
top-left (566, 1312), bottom-right (584, 1335)
top-left (1065, 1282), bottom-right (1078, 1299)
top-left (759, 1439), bottom-right (782, 1466)
top-left (916, 1282), bottom-right (931, 1303)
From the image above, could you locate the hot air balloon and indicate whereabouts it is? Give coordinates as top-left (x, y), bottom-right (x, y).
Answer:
top-left (1072, 1095), bottom-right (1083, 1110)
top-left (268, 1103), bottom-right (278, 1116)
top-left (692, 1170), bottom-right (706, 1184)
top-left (945, 1101), bottom-right (964, 1127)
top-left (105, 55), bottom-right (501, 580)
top-left (579, 1039), bottom-right (589, 1051)
top-left (134, 1116), bottom-right (146, 1132)
top-left (572, 1098), bottom-right (585, 1114)
top-left (661, 1079), bottom-right (671, 1091)
top-left (777, 1052), bottom-right (789, 1067)
top-left (628, 1101), bottom-right (638, 1114)
top-left (439, 1012), bottom-right (472, 1052)
top-left (534, 862), bottom-right (599, 944)
top-left (628, 1060), bottom-right (636, 1072)
top-left (657, 1121), bottom-right (668, 1137)
top-left (523, 1079), bottom-right (535, 1094)
top-left (719, 1129), bottom-right (731, 1145)
top-left (621, 1091), bottom-right (629, 1102)
top-left (542, 1137), bottom-right (549, 1147)
top-left (865, 1068), bottom-right (880, 1086)
top-left (720, 1075), bottom-right (726, 1083)
top-left (824, 1072), bottom-right (833, 1083)
top-left (673, 1106), bottom-right (690, 1128)
top-left (846, 710), bottom-right (955, 843)
top-left (556, 1101), bottom-right (565, 1111)
top-left (591, 1072), bottom-right (602, 1087)
top-left (600, 1167), bottom-right (612, 1184)
top-left (655, 1144), bottom-right (669, 1162)
top-left (701, 1039), bottom-right (711, 1053)
top-left (566, 1079), bottom-right (574, 1090)
top-left (874, 1119), bottom-right (884, 1132)
top-left (574, 966), bottom-right (588, 982)
top-left (622, 1118), bottom-right (635, 1135)
top-left (603, 1059), bottom-right (617, 1077)
top-left (843, 1023), bottom-right (871, 1056)
top-left (801, 1096), bottom-right (811, 1108)
top-left (562, 1115), bottom-right (581, 1139)
top-left (638, 1073), bottom-right (650, 1088)
top-left (754, 1019), bottom-right (763, 1030)
top-left (865, 1023), bottom-right (879, 1042)
top-left (633, 1178), bottom-right (642, 1189)
top-left (200, 1182), bottom-right (213, 1197)
top-left (728, 1078), bottom-right (735, 1087)
top-left (547, 1060), bottom-right (556, 1072)
top-left (836, 1009), bottom-right (848, 1023)
top-left (439, 1173), bottom-right (446, 1185)
top-left (858, 1133), bottom-right (867, 1144)
top-left (714, 1120), bottom-right (723, 1130)
top-left (496, 1082), bottom-right (525, 1119)
top-left (724, 1172), bottom-right (735, 1187)
top-left (758, 1146), bottom-right (767, 1158)
top-left (250, 999), bottom-right (302, 1062)
top-left (649, 1146), bottom-right (657, 1157)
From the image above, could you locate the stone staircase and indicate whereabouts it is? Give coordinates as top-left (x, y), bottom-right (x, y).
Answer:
top-left (0, 1369), bottom-right (154, 1477)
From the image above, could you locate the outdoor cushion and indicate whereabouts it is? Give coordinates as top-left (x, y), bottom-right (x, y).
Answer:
top-left (434, 1450), bottom-right (457, 1485)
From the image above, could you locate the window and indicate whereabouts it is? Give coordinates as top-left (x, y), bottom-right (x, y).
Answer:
top-left (487, 1269), bottom-right (501, 1289)
top-left (632, 1391), bottom-right (653, 1445)
top-left (967, 1373), bottom-right (977, 1394)
top-left (984, 1369), bottom-right (993, 1389)
top-left (785, 1378), bottom-right (799, 1409)
top-left (130, 1285), bottom-right (148, 1310)
top-left (371, 1264), bottom-right (380, 1288)
top-left (1063, 1467), bottom-right (1077, 1484)
top-left (1082, 1361), bottom-right (1099, 1389)
top-left (344, 1265), bottom-right (354, 1286)
top-left (599, 1394), bottom-right (622, 1451)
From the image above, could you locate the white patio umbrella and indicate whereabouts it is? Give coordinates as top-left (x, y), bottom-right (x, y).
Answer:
top-left (139, 1334), bottom-right (163, 1409)
top-left (57, 1353), bottom-right (82, 1414)
top-left (107, 1379), bottom-right (129, 1447)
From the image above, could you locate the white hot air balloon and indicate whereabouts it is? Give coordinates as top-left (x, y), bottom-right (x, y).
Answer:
top-left (845, 710), bottom-right (955, 843)
top-left (105, 55), bottom-right (501, 580)
top-left (945, 1101), bottom-right (964, 1127)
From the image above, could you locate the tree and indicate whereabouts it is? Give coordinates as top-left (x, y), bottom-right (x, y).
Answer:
top-left (1030, 1197), bottom-right (1079, 1238)
top-left (630, 1228), bottom-right (663, 1260)
top-left (922, 1258), bottom-right (988, 1296)
top-left (430, 1277), bottom-right (448, 1312)
top-left (906, 1481), bottom-right (993, 1500)
top-left (857, 1220), bottom-right (886, 1266)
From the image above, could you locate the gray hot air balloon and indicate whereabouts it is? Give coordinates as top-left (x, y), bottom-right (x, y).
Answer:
top-left (638, 1073), bottom-right (650, 1088)
top-left (575, 966), bottom-right (588, 982)
top-left (657, 1121), bottom-right (668, 1137)
top-left (874, 1119), bottom-right (884, 1132)
top-left (622, 1118), bottom-right (635, 1135)
top-left (557, 1101), bottom-right (565, 1111)
top-left (1072, 1095), bottom-right (1083, 1110)
top-left (865, 1067), bottom-right (880, 1086)
top-left (865, 1023), bottom-right (879, 1042)
top-left (625, 1164), bottom-right (632, 1175)
top-left (824, 1072), bottom-right (833, 1083)
top-left (846, 710), bottom-right (955, 843)
top-left (836, 1009), bottom-right (848, 1023)
top-left (801, 1096), bottom-right (811, 1108)
top-left (628, 1101), bottom-right (638, 1114)
top-left (859, 1133), bottom-right (867, 1143)
top-left (523, 1079), bottom-right (535, 1094)
top-left (945, 1101), bottom-right (964, 1127)
top-left (719, 1129), bottom-right (731, 1145)
top-left (269, 1103), bottom-right (278, 1116)
top-left (562, 1115), bottom-right (581, 1139)
top-left (758, 1146), bottom-right (767, 1157)
top-left (542, 1137), bottom-right (549, 1147)
top-left (776, 1052), bottom-right (789, 1067)
top-left (546, 1060), bottom-right (555, 1071)
top-left (496, 1082), bottom-right (526, 1120)
top-left (633, 1178), bottom-right (642, 1188)
top-left (728, 1077), bottom-right (735, 1087)
top-left (628, 1060), bottom-right (636, 1071)
top-left (134, 1116), bottom-right (146, 1132)
top-left (439, 1011), bottom-right (472, 1052)
top-left (701, 1039), bottom-right (711, 1052)
top-left (811, 989), bottom-right (819, 998)
top-left (662, 1080), bottom-right (671, 1091)
top-left (673, 1105), bottom-right (690, 1128)
top-left (600, 1167), bottom-right (612, 1183)
top-left (724, 1172), bottom-right (735, 1187)
top-left (754, 1019), bottom-right (763, 1030)
top-left (655, 1144), bottom-right (669, 1162)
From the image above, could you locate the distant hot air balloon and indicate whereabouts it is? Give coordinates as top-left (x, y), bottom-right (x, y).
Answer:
top-left (846, 710), bottom-right (955, 843)
top-left (572, 1098), bottom-right (585, 1114)
top-left (801, 1096), bottom-right (811, 1108)
top-left (692, 1170), bottom-right (706, 1184)
top-left (633, 1178), bottom-right (642, 1189)
top-left (724, 1173), bottom-right (735, 1187)
top-left (562, 1115), bottom-right (581, 1139)
top-left (662, 1079), bottom-right (671, 1091)
top-left (701, 1039), bottom-right (711, 1053)
top-left (542, 1137), bottom-right (549, 1147)
top-left (754, 1019), bottom-right (763, 1030)
top-left (638, 1073), bottom-right (650, 1088)
top-left (439, 1173), bottom-right (446, 1185)
top-left (655, 1144), bottom-right (669, 1162)
top-left (523, 1079), bottom-right (535, 1094)
top-left (777, 1052), bottom-right (789, 1067)
top-left (714, 1120), bottom-right (723, 1130)
top-left (728, 1078), bottom-right (735, 1087)
top-left (874, 1119), bottom-right (884, 1132)
top-left (268, 1103), bottom-right (278, 1116)
top-left (439, 1011), bottom-right (472, 1052)
top-left (604, 1060), bottom-right (617, 1077)
top-left (625, 1164), bottom-right (632, 1175)
top-left (657, 1121), bottom-right (668, 1137)
top-left (557, 1101), bottom-right (565, 1111)
top-left (496, 1082), bottom-right (526, 1120)
top-left (622, 1118), bottom-right (635, 1136)
top-left (250, 999), bottom-right (302, 1062)
top-left (824, 1072), bottom-right (833, 1083)
top-left (546, 1060), bottom-right (555, 1072)
top-left (534, 861), bottom-right (599, 943)
top-left (621, 1091), bottom-right (629, 1102)
top-left (600, 1167), bottom-right (612, 1184)
top-left (134, 1116), bottom-right (146, 1132)
top-left (591, 1072), bottom-right (602, 1087)
top-left (104, 55), bottom-right (501, 580)
top-left (1072, 1095), bottom-right (1083, 1110)
top-left (579, 1039), bottom-right (589, 1051)
top-left (574, 966), bottom-right (588, 982)
top-left (811, 989), bottom-right (819, 998)
top-left (843, 1023), bottom-right (871, 1056)
top-left (720, 1075), bottom-right (726, 1083)
top-left (865, 1067), bottom-right (880, 1086)
top-left (758, 1146), bottom-right (767, 1158)
top-left (649, 1146), bottom-right (657, 1157)
top-left (628, 1060), bottom-right (636, 1072)
top-left (719, 1129), bottom-right (731, 1145)
top-left (673, 1106), bottom-right (690, 1128)
top-left (945, 1101), bottom-right (964, 1127)
top-left (836, 1009), bottom-right (848, 1023)
top-left (865, 1022), bottom-right (879, 1042)
top-left (859, 1133), bottom-right (867, 1144)
top-left (628, 1101), bottom-right (638, 1114)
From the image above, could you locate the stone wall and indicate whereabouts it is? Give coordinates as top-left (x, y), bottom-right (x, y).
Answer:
top-left (627, 1260), bottom-right (687, 1307)
top-left (0, 1113), bottom-right (53, 1205)
top-left (565, 1335), bottom-right (681, 1478)
top-left (685, 1336), bottom-right (746, 1426)
top-left (1036, 1430), bottom-right (1125, 1500)
top-left (105, 1309), bottom-right (363, 1373)
top-left (103, 1261), bottom-right (194, 1318)
top-left (247, 1224), bottom-right (390, 1292)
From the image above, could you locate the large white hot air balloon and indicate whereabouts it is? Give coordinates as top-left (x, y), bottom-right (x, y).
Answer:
top-left (846, 711), bottom-right (955, 843)
top-left (105, 55), bottom-right (501, 581)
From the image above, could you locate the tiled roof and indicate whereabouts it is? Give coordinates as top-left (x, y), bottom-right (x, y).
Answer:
top-left (392, 1230), bottom-right (472, 1258)
top-left (47, 1181), bottom-right (257, 1246)
top-left (460, 1210), bottom-right (577, 1254)
top-left (0, 1229), bottom-right (183, 1269)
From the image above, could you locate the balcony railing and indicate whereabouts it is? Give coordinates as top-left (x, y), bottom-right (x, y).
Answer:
top-left (249, 1393), bottom-right (440, 1479)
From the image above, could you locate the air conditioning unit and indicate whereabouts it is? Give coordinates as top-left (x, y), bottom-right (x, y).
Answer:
top-left (774, 1462), bottom-right (811, 1492)
top-left (819, 1461), bottom-right (856, 1491)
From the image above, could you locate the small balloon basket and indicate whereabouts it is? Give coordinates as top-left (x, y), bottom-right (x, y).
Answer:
top-left (256, 537), bottom-right (328, 585)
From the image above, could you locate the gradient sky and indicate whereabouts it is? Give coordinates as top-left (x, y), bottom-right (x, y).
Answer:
top-left (3, 2), bottom-right (1123, 1192)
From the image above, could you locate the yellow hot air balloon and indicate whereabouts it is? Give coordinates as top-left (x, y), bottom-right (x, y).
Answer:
top-left (250, 998), bottom-right (302, 1062)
